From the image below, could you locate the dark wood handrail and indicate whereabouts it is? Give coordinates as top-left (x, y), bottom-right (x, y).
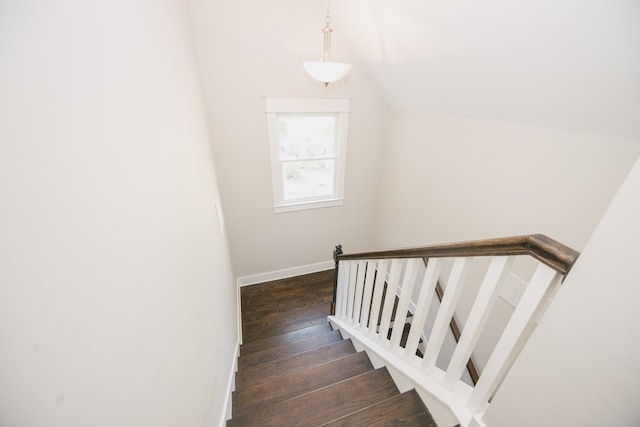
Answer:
top-left (336, 234), bottom-right (579, 276)
top-left (331, 235), bottom-right (579, 389)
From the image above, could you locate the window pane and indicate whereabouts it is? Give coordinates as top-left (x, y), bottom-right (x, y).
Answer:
top-left (278, 115), bottom-right (336, 160)
top-left (282, 160), bottom-right (335, 200)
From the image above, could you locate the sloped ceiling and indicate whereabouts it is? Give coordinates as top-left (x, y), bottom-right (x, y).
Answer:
top-left (332, 0), bottom-right (640, 138)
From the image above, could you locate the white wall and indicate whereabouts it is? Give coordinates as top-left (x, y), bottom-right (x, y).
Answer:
top-left (482, 157), bottom-right (640, 426)
top-left (375, 110), bottom-right (640, 252)
top-left (337, 0), bottom-right (640, 140)
top-left (188, 0), bottom-right (391, 279)
top-left (0, 1), bottom-right (237, 426)
top-left (371, 111), bottom-right (639, 374)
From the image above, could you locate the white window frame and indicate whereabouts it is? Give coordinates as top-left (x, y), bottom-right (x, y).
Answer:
top-left (265, 96), bottom-right (350, 213)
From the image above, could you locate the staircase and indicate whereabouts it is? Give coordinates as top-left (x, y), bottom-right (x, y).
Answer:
top-left (228, 270), bottom-right (437, 426)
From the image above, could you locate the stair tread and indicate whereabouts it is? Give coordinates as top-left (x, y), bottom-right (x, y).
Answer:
top-left (319, 389), bottom-right (437, 427)
top-left (233, 351), bottom-right (374, 417)
top-left (238, 330), bottom-right (343, 369)
top-left (227, 368), bottom-right (399, 427)
top-left (235, 339), bottom-right (356, 389)
top-left (240, 323), bottom-right (333, 356)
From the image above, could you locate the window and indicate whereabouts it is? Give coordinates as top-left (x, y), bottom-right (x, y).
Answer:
top-left (265, 97), bottom-right (350, 213)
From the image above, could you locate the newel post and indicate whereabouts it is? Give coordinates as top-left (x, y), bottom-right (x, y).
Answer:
top-left (331, 244), bottom-right (343, 315)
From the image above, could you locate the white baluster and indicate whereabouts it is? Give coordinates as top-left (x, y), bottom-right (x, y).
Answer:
top-left (443, 256), bottom-right (514, 390)
top-left (422, 257), bottom-right (471, 374)
top-left (368, 259), bottom-right (388, 337)
top-left (346, 261), bottom-right (359, 323)
top-left (352, 260), bottom-right (367, 326)
top-left (390, 259), bottom-right (420, 351)
top-left (404, 258), bottom-right (442, 361)
top-left (335, 260), bottom-right (350, 319)
top-left (466, 263), bottom-right (560, 414)
top-left (359, 260), bottom-right (377, 331)
top-left (377, 259), bottom-right (403, 344)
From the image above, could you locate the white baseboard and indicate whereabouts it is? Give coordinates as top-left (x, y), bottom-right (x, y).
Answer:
top-left (236, 283), bottom-right (243, 345)
top-left (236, 260), bottom-right (334, 287)
top-left (218, 343), bottom-right (239, 427)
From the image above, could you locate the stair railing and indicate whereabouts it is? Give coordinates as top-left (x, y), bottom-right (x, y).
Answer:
top-left (328, 234), bottom-right (579, 427)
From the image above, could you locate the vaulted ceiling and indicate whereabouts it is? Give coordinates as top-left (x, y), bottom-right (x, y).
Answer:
top-left (331, 0), bottom-right (640, 138)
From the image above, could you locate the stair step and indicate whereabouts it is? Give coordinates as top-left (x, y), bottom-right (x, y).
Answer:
top-left (227, 368), bottom-right (399, 427)
top-left (242, 301), bottom-right (332, 341)
top-left (233, 351), bottom-right (374, 417)
top-left (238, 330), bottom-right (343, 370)
top-left (235, 339), bottom-right (356, 389)
top-left (240, 323), bottom-right (333, 356)
top-left (319, 389), bottom-right (437, 427)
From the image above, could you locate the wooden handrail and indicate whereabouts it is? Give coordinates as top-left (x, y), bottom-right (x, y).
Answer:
top-left (336, 234), bottom-right (579, 276)
top-left (331, 235), bottom-right (580, 418)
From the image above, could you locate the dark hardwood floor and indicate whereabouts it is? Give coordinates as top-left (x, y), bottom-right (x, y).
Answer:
top-left (230, 269), bottom-right (438, 427)
top-left (241, 269), bottom-right (334, 343)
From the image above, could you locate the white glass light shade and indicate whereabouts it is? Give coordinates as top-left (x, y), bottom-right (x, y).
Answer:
top-left (303, 61), bottom-right (352, 84)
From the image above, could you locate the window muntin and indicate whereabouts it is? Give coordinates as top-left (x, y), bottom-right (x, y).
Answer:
top-left (266, 97), bottom-right (350, 213)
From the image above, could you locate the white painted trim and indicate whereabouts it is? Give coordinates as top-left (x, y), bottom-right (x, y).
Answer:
top-left (236, 261), bottom-right (334, 287)
top-left (329, 315), bottom-right (470, 426)
top-left (265, 96), bottom-right (351, 112)
top-left (265, 96), bottom-right (350, 212)
top-left (273, 198), bottom-right (344, 213)
top-left (236, 282), bottom-right (243, 345)
top-left (218, 343), bottom-right (239, 427)
top-left (469, 413), bottom-right (488, 427)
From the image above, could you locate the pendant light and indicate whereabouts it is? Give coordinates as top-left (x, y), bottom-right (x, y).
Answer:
top-left (303, 0), bottom-right (352, 87)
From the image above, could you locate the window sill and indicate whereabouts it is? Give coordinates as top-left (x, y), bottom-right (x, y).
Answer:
top-left (273, 198), bottom-right (344, 213)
